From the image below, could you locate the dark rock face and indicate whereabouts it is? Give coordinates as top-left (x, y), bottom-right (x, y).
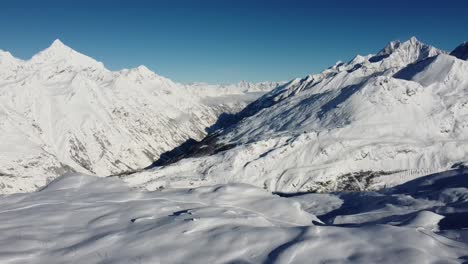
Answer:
top-left (450, 42), bottom-right (468, 60)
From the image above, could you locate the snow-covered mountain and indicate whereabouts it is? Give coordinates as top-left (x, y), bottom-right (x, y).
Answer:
top-left (1, 37), bottom-right (468, 263)
top-left (122, 37), bottom-right (468, 193)
top-left (0, 40), bottom-right (280, 193)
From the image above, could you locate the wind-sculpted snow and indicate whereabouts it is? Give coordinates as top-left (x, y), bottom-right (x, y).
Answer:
top-left (126, 37), bottom-right (468, 193)
top-left (0, 40), bottom-right (279, 194)
top-left (0, 171), bottom-right (467, 263)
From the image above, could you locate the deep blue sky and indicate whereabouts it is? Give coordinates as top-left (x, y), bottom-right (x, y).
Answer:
top-left (1, 0), bottom-right (467, 83)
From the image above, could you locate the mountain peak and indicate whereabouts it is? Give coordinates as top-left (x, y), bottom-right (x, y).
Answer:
top-left (130, 65), bottom-right (157, 77)
top-left (136, 65), bottom-right (151, 73)
top-left (49, 39), bottom-right (69, 50)
top-left (117, 65), bottom-right (172, 83)
top-left (29, 39), bottom-right (105, 70)
top-left (41, 39), bottom-right (74, 55)
top-left (370, 37), bottom-right (441, 64)
top-left (399, 36), bottom-right (427, 49)
top-left (378, 37), bottom-right (422, 56)
top-left (32, 39), bottom-right (74, 61)
top-left (409, 36), bottom-right (419, 44)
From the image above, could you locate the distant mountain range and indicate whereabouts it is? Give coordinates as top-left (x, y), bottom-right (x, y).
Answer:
top-left (0, 40), bottom-right (280, 193)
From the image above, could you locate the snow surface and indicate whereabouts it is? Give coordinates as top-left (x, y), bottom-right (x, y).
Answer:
top-left (0, 40), bottom-right (280, 194)
top-left (0, 169), bottom-right (467, 263)
top-left (124, 37), bottom-right (468, 193)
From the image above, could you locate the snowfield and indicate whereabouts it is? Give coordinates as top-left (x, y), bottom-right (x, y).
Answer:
top-left (0, 170), bottom-right (467, 263)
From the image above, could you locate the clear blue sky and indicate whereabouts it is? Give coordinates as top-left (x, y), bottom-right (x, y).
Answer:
top-left (1, 0), bottom-right (467, 83)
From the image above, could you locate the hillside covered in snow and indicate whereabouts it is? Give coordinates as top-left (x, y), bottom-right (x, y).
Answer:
top-left (0, 40), bottom-right (280, 194)
top-left (122, 37), bottom-right (468, 193)
top-left (0, 169), bottom-right (467, 263)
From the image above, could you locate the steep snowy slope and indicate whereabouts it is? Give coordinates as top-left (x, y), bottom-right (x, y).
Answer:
top-left (0, 40), bottom-right (278, 194)
top-left (123, 38), bottom-right (468, 193)
top-left (0, 170), bottom-right (467, 263)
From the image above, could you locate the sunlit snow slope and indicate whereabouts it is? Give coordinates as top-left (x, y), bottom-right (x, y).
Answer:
top-left (0, 170), bottom-right (467, 263)
top-left (123, 37), bottom-right (468, 193)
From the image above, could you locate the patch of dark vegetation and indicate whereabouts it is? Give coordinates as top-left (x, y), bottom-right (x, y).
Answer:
top-left (306, 180), bottom-right (335, 193)
top-left (276, 170), bottom-right (401, 195)
top-left (334, 170), bottom-right (396, 192)
top-left (315, 171), bottom-right (399, 193)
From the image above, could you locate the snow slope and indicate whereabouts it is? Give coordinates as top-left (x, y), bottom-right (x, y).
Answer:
top-left (123, 37), bottom-right (468, 193)
top-left (0, 40), bottom-right (279, 194)
top-left (0, 170), bottom-right (467, 263)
